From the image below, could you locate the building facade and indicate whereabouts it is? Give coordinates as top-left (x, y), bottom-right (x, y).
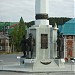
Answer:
top-left (0, 33), bottom-right (10, 52)
top-left (0, 22), bottom-right (17, 53)
top-left (62, 18), bottom-right (75, 59)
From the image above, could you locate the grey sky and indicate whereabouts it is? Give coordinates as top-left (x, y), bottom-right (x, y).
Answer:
top-left (0, 0), bottom-right (74, 22)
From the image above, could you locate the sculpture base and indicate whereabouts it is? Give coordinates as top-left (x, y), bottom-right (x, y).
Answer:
top-left (20, 57), bottom-right (65, 72)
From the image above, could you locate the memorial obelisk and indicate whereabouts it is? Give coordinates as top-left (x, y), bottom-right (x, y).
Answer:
top-left (33, 0), bottom-right (53, 71)
top-left (20, 0), bottom-right (65, 72)
top-left (34, 0), bottom-right (51, 60)
top-left (32, 0), bottom-right (65, 71)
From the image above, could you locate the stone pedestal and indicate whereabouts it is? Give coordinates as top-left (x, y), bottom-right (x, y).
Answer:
top-left (23, 24), bottom-right (65, 72)
top-left (28, 25), bottom-right (51, 60)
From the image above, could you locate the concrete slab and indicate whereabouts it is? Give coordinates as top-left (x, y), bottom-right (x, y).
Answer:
top-left (0, 62), bottom-right (75, 73)
top-left (0, 71), bottom-right (75, 75)
top-left (0, 54), bottom-right (75, 73)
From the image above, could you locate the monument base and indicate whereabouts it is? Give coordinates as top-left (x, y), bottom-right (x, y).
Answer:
top-left (33, 59), bottom-right (65, 72)
top-left (20, 57), bottom-right (65, 72)
top-left (22, 24), bottom-right (65, 72)
top-left (54, 59), bottom-right (65, 67)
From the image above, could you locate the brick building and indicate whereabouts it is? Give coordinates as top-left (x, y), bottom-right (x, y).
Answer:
top-left (62, 18), bottom-right (75, 59)
top-left (0, 33), bottom-right (10, 52)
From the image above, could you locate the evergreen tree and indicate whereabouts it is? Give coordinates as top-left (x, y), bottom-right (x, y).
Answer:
top-left (10, 17), bottom-right (27, 52)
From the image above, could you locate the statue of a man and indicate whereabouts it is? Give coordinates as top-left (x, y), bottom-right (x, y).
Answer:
top-left (27, 33), bottom-right (35, 58)
top-left (57, 35), bottom-right (64, 58)
top-left (57, 36), bottom-right (61, 58)
top-left (20, 35), bottom-right (27, 57)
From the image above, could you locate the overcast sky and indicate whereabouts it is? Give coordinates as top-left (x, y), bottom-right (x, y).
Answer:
top-left (0, 0), bottom-right (74, 22)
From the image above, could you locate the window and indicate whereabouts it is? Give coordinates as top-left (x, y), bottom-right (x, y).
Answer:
top-left (67, 35), bottom-right (73, 39)
top-left (0, 46), bottom-right (2, 50)
top-left (0, 39), bottom-right (1, 43)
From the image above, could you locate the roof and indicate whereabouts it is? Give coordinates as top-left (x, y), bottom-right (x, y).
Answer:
top-left (0, 35), bottom-right (9, 39)
top-left (58, 25), bottom-right (63, 33)
top-left (62, 18), bottom-right (75, 35)
top-left (0, 22), bottom-right (5, 26)
top-left (0, 22), bottom-right (18, 27)
top-left (0, 22), bottom-right (18, 33)
top-left (66, 18), bottom-right (75, 23)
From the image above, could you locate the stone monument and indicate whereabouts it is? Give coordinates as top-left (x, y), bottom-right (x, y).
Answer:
top-left (20, 0), bottom-right (65, 72)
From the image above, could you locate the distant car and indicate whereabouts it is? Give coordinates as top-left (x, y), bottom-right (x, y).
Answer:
top-left (70, 58), bottom-right (75, 60)
top-left (70, 58), bottom-right (75, 62)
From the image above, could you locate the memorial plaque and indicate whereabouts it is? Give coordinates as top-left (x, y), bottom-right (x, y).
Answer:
top-left (41, 34), bottom-right (48, 49)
